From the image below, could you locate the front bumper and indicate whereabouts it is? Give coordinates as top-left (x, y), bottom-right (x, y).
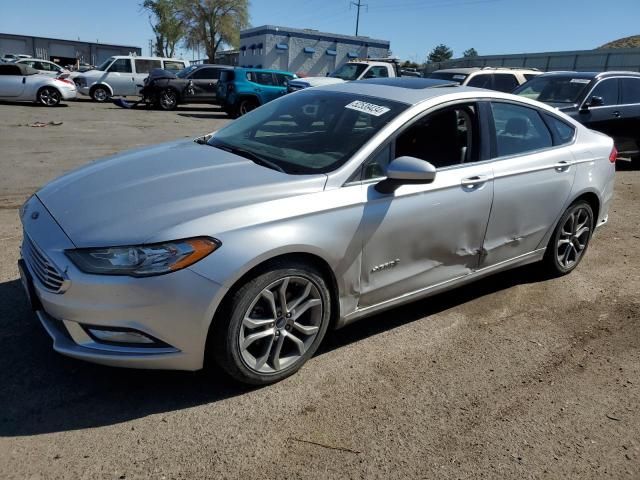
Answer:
top-left (20, 195), bottom-right (228, 371)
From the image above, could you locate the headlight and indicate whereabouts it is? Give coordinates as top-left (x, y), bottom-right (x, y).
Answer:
top-left (66, 237), bottom-right (220, 277)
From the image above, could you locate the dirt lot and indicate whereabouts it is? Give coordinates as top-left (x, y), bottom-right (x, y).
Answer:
top-left (0, 99), bottom-right (638, 480)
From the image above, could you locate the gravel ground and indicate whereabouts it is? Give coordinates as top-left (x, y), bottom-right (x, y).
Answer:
top-left (0, 100), bottom-right (638, 480)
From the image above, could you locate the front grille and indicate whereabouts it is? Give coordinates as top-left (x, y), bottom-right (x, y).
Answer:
top-left (22, 234), bottom-right (67, 293)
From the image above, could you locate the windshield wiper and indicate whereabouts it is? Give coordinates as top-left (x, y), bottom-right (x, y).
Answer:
top-left (210, 141), bottom-right (286, 173)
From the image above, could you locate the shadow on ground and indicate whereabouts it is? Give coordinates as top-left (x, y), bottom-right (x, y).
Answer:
top-left (0, 264), bottom-right (549, 437)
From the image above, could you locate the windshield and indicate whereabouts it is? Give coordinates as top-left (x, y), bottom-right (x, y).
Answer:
top-left (95, 57), bottom-right (115, 71)
top-left (330, 63), bottom-right (368, 81)
top-left (427, 71), bottom-right (468, 84)
top-left (513, 75), bottom-right (593, 104)
top-left (176, 65), bottom-right (198, 78)
top-left (208, 90), bottom-right (408, 174)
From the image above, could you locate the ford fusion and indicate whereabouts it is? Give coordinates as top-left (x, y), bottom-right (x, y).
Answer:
top-left (19, 78), bottom-right (616, 384)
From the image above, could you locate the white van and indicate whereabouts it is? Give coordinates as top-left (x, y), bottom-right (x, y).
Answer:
top-left (74, 56), bottom-right (189, 101)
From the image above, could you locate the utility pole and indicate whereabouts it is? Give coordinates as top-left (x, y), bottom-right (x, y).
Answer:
top-left (351, 0), bottom-right (367, 36)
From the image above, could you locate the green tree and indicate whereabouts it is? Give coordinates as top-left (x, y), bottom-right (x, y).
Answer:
top-left (142, 0), bottom-right (185, 57)
top-left (177, 0), bottom-right (249, 63)
top-left (428, 44), bottom-right (453, 63)
top-left (463, 47), bottom-right (478, 58)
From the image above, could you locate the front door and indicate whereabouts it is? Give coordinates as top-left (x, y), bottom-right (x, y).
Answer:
top-left (358, 102), bottom-right (494, 307)
top-left (0, 66), bottom-right (26, 96)
top-left (481, 101), bottom-right (577, 267)
top-left (188, 67), bottom-right (221, 102)
top-left (104, 58), bottom-right (135, 96)
top-left (577, 78), bottom-right (623, 146)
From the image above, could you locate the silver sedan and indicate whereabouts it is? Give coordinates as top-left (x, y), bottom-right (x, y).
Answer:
top-left (19, 78), bottom-right (616, 384)
top-left (0, 63), bottom-right (76, 106)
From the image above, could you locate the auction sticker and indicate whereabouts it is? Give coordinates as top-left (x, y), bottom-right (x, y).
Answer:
top-left (345, 100), bottom-right (391, 116)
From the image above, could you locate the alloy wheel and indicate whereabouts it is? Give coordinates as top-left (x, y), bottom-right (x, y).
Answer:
top-left (160, 90), bottom-right (177, 110)
top-left (93, 87), bottom-right (108, 102)
top-left (239, 276), bottom-right (323, 374)
top-left (556, 206), bottom-right (592, 269)
top-left (39, 88), bottom-right (60, 106)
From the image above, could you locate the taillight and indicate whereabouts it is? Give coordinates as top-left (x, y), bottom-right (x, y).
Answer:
top-left (609, 146), bottom-right (618, 163)
top-left (56, 78), bottom-right (75, 86)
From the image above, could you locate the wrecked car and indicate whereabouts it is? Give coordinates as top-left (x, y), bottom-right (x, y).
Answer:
top-left (19, 78), bottom-right (615, 385)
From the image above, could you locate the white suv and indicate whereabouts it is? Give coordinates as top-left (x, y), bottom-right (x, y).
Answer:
top-left (74, 56), bottom-right (189, 101)
top-left (428, 67), bottom-right (541, 92)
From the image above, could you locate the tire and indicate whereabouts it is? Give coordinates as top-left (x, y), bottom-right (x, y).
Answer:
top-left (36, 87), bottom-right (61, 107)
top-left (542, 200), bottom-right (594, 276)
top-left (90, 85), bottom-right (110, 102)
top-left (211, 262), bottom-right (331, 385)
top-left (158, 88), bottom-right (178, 111)
top-left (237, 97), bottom-right (259, 117)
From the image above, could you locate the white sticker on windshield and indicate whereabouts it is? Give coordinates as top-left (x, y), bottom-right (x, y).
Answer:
top-left (345, 100), bottom-right (391, 117)
top-left (453, 74), bottom-right (466, 80)
top-left (570, 79), bottom-right (590, 84)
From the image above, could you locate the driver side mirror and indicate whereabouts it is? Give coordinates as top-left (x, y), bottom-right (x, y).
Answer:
top-left (375, 156), bottom-right (436, 194)
top-left (583, 95), bottom-right (604, 109)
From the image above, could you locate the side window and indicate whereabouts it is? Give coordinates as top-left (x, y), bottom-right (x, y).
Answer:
top-left (192, 68), bottom-right (220, 80)
top-left (249, 71), bottom-right (276, 86)
top-left (108, 59), bottom-right (132, 73)
top-left (543, 113), bottom-right (576, 145)
top-left (589, 79), bottom-right (619, 106)
top-left (363, 66), bottom-right (389, 79)
top-left (467, 74), bottom-right (491, 89)
top-left (163, 61), bottom-right (185, 72)
top-left (394, 103), bottom-right (479, 169)
top-left (274, 73), bottom-right (293, 86)
top-left (134, 59), bottom-right (162, 74)
top-left (620, 78), bottom-right (640, 104)
top-left (492, 74), bottom-right (519, 92)
top-left (491, 102), bottom-right (553, 157)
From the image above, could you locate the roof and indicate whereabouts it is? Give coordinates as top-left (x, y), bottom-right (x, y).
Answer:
top-left (536, 70), bottom-right (640, 79)
top-left (234, 67), bottom-right (294, 74)
top-left (240, 25), bottom-right (389, 49)
top-left (0, 62), bottom-right (38, 75)
top-left (434, 67), bottom-right (540, 74)
top-left (358, 78), bottom-right (458, 89)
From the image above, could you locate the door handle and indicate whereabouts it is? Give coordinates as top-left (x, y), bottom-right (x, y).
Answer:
top-left (612, 111), bottom-right (621, 118)
top-left (554, 160), bottom-right (572, 171)
top-left (461, 175), bottom-right (489, 189)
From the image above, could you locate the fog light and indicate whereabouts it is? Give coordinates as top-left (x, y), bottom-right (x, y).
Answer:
top-left (86, 328), bottom-right (156, 345)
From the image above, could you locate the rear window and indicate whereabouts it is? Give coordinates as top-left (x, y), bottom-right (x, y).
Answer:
top-left (163, 61), bottom-right (185, 72)
top-left (248, 71), bottom-right (276, 85)
top-left (135, 59), bottom-right (162, 74)
top-left (428, 71), bottom-right (468, 84)
top-left (620, 77), bottom-right (640, 104)
top-left (492, 74), bottom-right (519, 92)
top-left (543, 113), bottom-right (576, 145)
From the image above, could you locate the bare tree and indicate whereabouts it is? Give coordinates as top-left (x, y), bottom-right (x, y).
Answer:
top-left (142, 0), bottom-right (185, 57)
top-left (177, 0), bottom-right (249, 62)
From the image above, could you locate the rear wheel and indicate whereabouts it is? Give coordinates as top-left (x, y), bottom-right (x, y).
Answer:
top-left (37, 87), bottom-right (61, 106)
top-left (237, 97), bottom-right (259, 116)
top-left (543, 201), bottom-right (594, 276)
top-left (158, 88), bottom-right (178, 111)
top-left (211, 262), bottom-right (331, 385)
top-left (90, 85), bottom-right (110, 102)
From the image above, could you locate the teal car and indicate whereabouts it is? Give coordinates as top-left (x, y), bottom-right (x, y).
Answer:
top-left (216, 67), bottom-right (296, 117)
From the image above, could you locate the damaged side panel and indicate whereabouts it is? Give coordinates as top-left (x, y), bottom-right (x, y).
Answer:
top-left (358, 165), bottom-right (494, 308)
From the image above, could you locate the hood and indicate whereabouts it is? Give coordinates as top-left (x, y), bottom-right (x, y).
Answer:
top-left (37, 139), bottom-right (327, 247)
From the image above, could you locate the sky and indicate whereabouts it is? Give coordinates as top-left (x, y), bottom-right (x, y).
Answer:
top-left (1, 0), bottom-right (639, 62)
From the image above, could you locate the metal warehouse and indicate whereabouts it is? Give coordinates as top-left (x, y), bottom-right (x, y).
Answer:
top-left (237, 25), bottom-right (390, 76)
top-left (0, 33), bottom-right (141, 66)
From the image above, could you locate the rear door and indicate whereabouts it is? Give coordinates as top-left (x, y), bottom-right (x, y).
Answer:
top-left (616, 77), bottom-right (640, 158)
top-left (481, 101), bottom-right (577, 267)
top-left (248, 71), bottom-right (282, 103)
top-left (216, 69), bottom-right (234, 103)
top-left (0, 64), bottom-right (26, 96)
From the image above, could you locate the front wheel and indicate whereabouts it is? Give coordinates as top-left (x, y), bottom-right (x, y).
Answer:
top-left (158, 88), bottom-right (178, 111)
top-left (211, 262), bottom-right (331, 385)
top-left (90, 85), bottom-right (110, 102)
top-left (542, 201), bottom-right (594, 276)
top-left (37, 87), bottom-right (61, 106)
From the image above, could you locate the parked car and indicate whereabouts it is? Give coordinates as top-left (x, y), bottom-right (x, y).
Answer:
top-left (0, 63), bottom-right (76, 106)
top-left (142, 64), bottom-right (233, 110)
top-left (74, 56), bottom-right (189, 101)
top-left (287, 59), bottom-right (400, 92)
top-left (19, 78), bottom-right (615, 384)
top-left (514, 71), bottom-right (640, 161)
top-left (428, 67), bottom-right (541, 92)
top-left (15, 58), bottom-right (70, 78)
top-left (217, 67), bottom-right (296, 116)
top-left (2, 53), bottom-right (32, 62)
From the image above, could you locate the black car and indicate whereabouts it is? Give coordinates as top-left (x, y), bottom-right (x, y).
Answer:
top-left (514, 71), bottom-right (640, 160)
top-left (143, 64), bottom-right (232, 110)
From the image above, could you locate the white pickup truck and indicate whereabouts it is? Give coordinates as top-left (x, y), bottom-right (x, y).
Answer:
top-left (287, 59), bottom-right (401, 92)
